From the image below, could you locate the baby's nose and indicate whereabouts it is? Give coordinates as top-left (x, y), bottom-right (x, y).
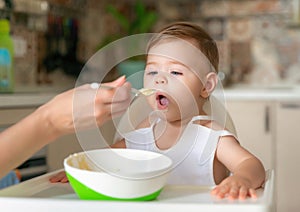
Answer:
top-left (155, 76), bottom-right (167, 84)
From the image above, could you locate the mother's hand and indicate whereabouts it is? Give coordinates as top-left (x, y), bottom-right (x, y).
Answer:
top-left (39, 76), bottom-right (131, 139)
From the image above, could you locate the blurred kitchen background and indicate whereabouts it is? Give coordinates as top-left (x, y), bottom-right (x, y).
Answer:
top-left (1, 0), bottom-right (300, 211)
top-left (0, 0), bottom-right (300, 91)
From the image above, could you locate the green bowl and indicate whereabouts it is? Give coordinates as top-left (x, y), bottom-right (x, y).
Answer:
top-left (64, 148), bottom-right (172, 201)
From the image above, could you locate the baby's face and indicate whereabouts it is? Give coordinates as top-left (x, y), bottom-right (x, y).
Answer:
top-left (143, 39), bottom-right (211, 122)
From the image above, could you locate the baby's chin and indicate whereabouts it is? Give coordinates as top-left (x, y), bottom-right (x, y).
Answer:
top-left (150, 107), bottom-right (183, 123)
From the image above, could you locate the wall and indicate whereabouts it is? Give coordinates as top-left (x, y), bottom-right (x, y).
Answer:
top-left (7, 0), bottom-right (300, 90)
top-left (79, 0), bottom-right (300, 87)
top-left (197, 0), bottom-right (300, 87)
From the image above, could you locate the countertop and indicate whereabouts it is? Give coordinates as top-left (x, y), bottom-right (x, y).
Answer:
top-left (0, 85), bottom-right (300, 108)
top-left (0, 92), bottom-right (56, 108)
top-left (223, 85), bottom-right (300, 101)
top-left (0, 83), bottom-right (73, 108)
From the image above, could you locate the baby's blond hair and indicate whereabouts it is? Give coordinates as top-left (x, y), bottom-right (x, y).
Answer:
top-left (147, 22), bottom-right (219, 74)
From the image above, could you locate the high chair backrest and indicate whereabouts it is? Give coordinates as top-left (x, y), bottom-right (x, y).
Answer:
top-left (203, 95), bottom-right (237, 135)
top-left (113, 94), bottom-right (237, 143)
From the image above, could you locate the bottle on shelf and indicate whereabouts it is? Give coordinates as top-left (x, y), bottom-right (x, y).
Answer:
top-left (0, 19), bottom-right (14, 93)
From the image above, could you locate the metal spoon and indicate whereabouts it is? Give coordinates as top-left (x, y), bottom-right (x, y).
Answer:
top-left (90, 83), bottom-right (156, 104)
top-left (131, 87), bottom-right (156, 103)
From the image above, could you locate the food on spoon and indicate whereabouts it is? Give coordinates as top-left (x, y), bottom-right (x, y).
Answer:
top-left (139, 88), bottom-right (156, 96)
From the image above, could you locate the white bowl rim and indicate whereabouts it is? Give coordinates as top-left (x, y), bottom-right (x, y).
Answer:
top-left (64, 148), bottom-right (173, 180)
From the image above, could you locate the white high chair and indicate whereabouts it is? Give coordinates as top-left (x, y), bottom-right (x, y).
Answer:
top-left (203, 95), bottom-right (237, 135)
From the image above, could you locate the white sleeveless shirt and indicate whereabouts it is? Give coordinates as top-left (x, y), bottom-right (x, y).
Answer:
top-left (123, 115), bottom-right (236, 186)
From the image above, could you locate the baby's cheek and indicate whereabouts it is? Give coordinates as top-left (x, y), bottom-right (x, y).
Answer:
top-left (143, 76), bottom-right (152, 87)
top-left (145, 96), bottom-right (157, 109)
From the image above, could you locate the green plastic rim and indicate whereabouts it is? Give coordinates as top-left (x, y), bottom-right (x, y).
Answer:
top-left (66, 172), bottom-right (163, 201)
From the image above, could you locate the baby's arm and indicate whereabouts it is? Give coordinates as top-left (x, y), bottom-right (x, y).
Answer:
top-left (211, 136), bottom-right (265, 200)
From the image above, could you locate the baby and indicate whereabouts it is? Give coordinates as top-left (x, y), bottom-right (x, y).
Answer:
top-left (111, 22), bottom-right (265, 199)
top-left (51, 22), bottom-right (265, 200)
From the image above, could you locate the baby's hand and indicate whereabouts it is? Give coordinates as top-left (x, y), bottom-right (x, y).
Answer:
top-left (210, 175), bottom-right (257, 200)
top-left (49, 171), bottom-right (69, 183)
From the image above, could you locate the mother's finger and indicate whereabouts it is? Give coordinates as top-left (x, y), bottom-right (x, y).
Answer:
top-left (95, 82), bottom-right (132, 104)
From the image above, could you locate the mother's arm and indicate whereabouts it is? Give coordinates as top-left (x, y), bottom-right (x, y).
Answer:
top-left (0, 76), bottom-right (131, 179)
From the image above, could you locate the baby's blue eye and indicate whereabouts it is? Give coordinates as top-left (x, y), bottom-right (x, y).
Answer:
top-left (146, 71), bottom-right (158, 75)
top-left (171, 71), bottom-right (183, 76)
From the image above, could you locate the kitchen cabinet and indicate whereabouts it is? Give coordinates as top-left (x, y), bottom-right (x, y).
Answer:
top-left (0, 108), bottom-right (36, 126)
top-left (47, 134), bottom-right (81, 171)
top-left (276, 101), bottom-right (300, 212)
top-left (47, 119), bottom-right (116, 171)
top-left (226, 97), bottom-right (300, 212)
top-left (226, 100), bottom-right (275, 170)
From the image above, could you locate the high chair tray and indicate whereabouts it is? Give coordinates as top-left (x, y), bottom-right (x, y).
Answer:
top-left (0, 169), bottom-right (274, 212)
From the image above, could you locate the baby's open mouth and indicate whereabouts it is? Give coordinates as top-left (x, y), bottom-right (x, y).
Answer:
top-left (156, 93), bottom-right (169, 110)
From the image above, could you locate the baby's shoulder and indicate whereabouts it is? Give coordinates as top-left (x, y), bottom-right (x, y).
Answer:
top-left (193, 119), bottom-right (224, 131)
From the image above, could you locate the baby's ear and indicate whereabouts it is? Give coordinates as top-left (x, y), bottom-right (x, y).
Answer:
top-left (200, 72), bottom-right (218, 98)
